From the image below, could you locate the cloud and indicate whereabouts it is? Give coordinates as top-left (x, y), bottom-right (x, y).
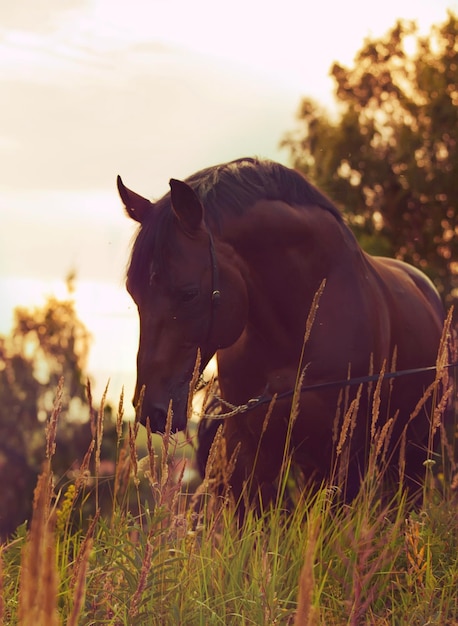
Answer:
top-left (0, 0), bottom-right (304, 193)
top-left (0, 0), bottom-right (87, 34)
top-left (0, 43), bottom-right (297, 192)
top-left (1, 0), bottom-right (454, 193)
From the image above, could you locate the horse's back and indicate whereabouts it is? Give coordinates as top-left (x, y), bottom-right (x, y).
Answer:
top-left (374, 256), bottom-right (444, 321)
top-left (368, 255), bottom-right (444, 368)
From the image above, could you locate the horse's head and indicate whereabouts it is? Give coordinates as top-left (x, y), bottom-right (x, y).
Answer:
top-left (118, 176), bottom-right (248, 431)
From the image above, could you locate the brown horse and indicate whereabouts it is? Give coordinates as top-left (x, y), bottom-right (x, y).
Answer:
top-left (118, 157), bottom-right (446, 505)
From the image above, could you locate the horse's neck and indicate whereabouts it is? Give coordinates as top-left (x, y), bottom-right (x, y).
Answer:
top-left (221, 201), bottom-right (354, 357)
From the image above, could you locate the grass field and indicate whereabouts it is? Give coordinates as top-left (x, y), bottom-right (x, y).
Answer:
top-left (1, 326), bottom-right (457, 625)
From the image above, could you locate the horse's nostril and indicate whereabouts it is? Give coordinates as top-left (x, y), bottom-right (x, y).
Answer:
top-left (139, 404), bottom-right (169, 432)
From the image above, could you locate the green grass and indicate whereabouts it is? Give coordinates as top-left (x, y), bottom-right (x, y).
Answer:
top-left (1, 362), bottom-right (457, 625)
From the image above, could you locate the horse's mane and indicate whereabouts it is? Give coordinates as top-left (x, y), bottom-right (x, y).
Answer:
top-left (185, 157), bottom-right (342, 223)
top-left (128, 158), bottom-right (343, 287)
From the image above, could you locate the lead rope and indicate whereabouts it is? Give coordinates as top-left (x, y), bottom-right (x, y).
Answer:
top-left (195, 361), bottom-right (458, 421)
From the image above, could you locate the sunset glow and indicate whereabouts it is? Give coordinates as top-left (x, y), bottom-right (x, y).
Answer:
top-left (1, 0), bottom-right (456, 408)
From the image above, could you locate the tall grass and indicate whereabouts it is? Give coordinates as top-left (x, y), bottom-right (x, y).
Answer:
top-left (1, 319), bottom-right (457, 625)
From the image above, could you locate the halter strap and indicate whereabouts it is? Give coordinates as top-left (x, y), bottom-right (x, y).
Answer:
top-left (208, 230), bottom-right (221, 304)
top-left (202, 229), bottom-right (221, 362)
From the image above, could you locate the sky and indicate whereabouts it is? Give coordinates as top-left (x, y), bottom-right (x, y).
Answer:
top-left (0, 0), bottom-right (456, 411)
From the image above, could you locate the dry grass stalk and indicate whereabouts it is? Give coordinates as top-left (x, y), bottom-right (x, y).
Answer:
top-left (436, 307), bottom-right (454, 373)
top-left (408, 380), bottom-right (437, 425)
top-left (366, 363), bottom-right (396, 482)
top-left (398, 309), bottom-right (456, 488)
top-left (397, 374), bottom-right (439, 486)
top-left (427, 308), bottom-right (455, 453)
top-left (304, 279), bottom-right (326, 345)
top-left (223, 439), bottom-right (241, 503)
top-left (46, 376), bottom-right (63, 460)
top-left (405, 517), bottom-right (427, 588)
top-left (190, 424), bottom-right (224, 511)
top-left (116, 386), bottom-right (125, 445)
top-left (145, 404), bottom-right (187, 517)
top-left (333, 385), bottom-right (362, 496)
top-left (332, 388), bottom-right (344, 450)
top-left (187, 349), bottom-right (201, 422)
top-left (145, 417), bottom-right (158, 489)
top-left (251, 396), bottom-right (277, 490)
top-left (70, 510), bottom-right (100, 586)
top-left (95, 382), bottom-right (109, 483)
top-left (199, 375), bottom-right (217, 422)
top-left (134, 384), bottom-right (146, 423)
top-left (432, 385), bottom-right (454, 438)
top-left (375, 417), bottom-right (394, 463)
top-left (331, 363), bottom-right (356, 460)
top-left (387, 346), bottom-right (398, 413)
top-left (343, 362), bottom-right (352, 417)
top-left (128, 541), bottom-right (154, 618)
top-left (398, 420), bottom-right (407, 487)
top-left (160, 401), bottom-right (174, 489)
top-left (66, 536), bottom-right (94, 626)
top-left (398, 379), bottom-right (438, 487)
top-left (370, 361), bottom-right (386, 442)
top-left (293, 280), bottom-right (326, 416)
top-left (334, 505), bottom-right (402, 626)
top-left (86, 378), bottom-right (95, 437)
top-left (113, 438), bottom-right (130, 507)
top-left (192, 423), bottom-right (237, 533)
top-left (168, 458), bottom-right (187, 520)
top-left (18, 463), bottom-right (59, 626)
top-left (283, 280), bottom-right (326, 475)
top-left (336, 388), bottom-right (362, 459)
top-left (128, 420), bottom-right (140, 486)
top-left (294, 513), bottom-right (321, 626)
top-left (75, 387), bottom-right (97, 496)
top-left (259, 548), bottom-right (274, 624)
top-left (261, 395), bottom-right (276, 437)
top-left (290, 368), bottom-right (308, 431)
top-left (74, 438), bottom-right (95, 499)
top-left (203, 424), bottom-right (224, 486)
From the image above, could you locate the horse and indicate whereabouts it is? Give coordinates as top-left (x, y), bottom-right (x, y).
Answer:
top-left (117, 157), bottom-right (447, 507)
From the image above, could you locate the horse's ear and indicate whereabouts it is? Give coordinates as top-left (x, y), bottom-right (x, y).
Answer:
top-left (117, 175), bottom-right (153, 223)
top-left (169, 179), bottom-right (203, 232)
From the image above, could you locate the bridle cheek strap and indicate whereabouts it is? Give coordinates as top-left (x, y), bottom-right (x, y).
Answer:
top-left (201, 229), bottom-right (221, 366)
top-left (208, 230), bottom-right (221, 305)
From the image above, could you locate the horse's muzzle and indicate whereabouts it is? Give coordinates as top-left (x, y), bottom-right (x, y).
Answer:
top-left (133, 399), bottom-right (186, 434)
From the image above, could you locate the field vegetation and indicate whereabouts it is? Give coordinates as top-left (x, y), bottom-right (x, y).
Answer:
top-left (1, 314), bottom-right (456, 625)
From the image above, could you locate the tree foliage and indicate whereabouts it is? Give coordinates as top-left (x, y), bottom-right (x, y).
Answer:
top-left (0, 283), bottom-right (92, 537)
top-left (283, 14), bottom-right (458, 309)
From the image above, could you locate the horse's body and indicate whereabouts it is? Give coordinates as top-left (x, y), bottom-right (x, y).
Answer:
top-left (118, 158), bottom-right (445, 503)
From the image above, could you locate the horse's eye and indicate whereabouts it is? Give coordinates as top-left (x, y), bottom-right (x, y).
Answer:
top-left (149, 270), bottom-right (159, 287)
top-left (179, 287), bottom-right (199, 303)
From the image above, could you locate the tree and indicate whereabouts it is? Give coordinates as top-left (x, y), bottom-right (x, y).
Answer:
top-left (283, 14), bottom-right (458, 311)
top-left (0, 278), bottom-right (93, 537)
